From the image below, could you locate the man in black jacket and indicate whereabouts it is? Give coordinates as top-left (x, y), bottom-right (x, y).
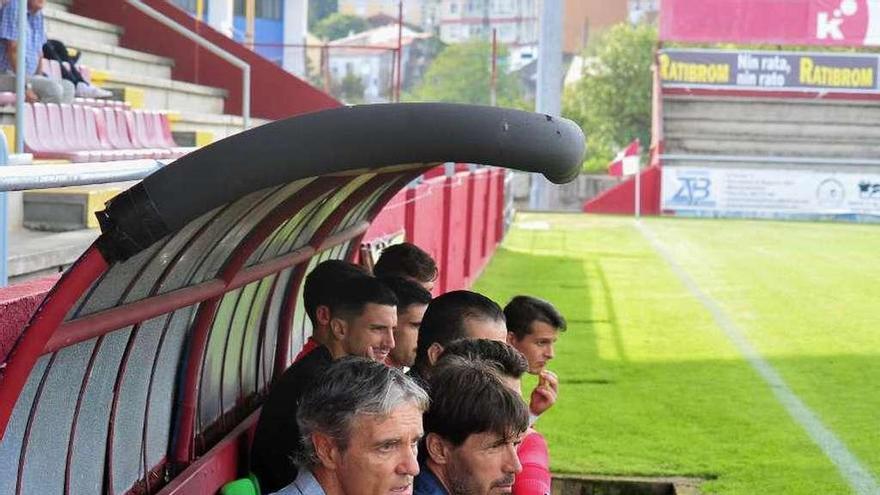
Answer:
top-left (250, 275), bottom-right (398, 493)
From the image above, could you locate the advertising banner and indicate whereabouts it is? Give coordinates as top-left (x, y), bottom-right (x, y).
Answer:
top-left (661, 166), bottom-right (880, 218)
top-left (659, 49), bottom-right (880, 93)
top-left (660, 0), bottom-right (880, 48)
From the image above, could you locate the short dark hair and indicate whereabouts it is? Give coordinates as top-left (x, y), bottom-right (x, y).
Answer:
top-left (380, 276), bottom-right (432, 312)
top-left (414, 290), bottom-right (505, 372)
top-left (297, 357), bottom-right (428, 468)
top-left (438, 339), bottom-right (527, 380)
top-left (332, 276), bottom-right (398, 321)
top-left (504, 295), bottom-right (567, 340)
top-left (373, 242), bottom-right (438, 283)
top-left (303, 260), bottom-right (370, 324)
top-left (424, 360), bottom-right (528, 447)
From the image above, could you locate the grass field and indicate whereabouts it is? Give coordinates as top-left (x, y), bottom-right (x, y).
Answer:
top-left (472, 213), bottom-right (880, 495)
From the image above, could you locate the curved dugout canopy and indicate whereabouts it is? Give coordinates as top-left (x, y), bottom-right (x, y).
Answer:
top-left (0, 103), bottom-right (584, 494)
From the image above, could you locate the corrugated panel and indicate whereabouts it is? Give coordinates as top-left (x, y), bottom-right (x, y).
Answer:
top-left (0, 356), bottom-right (48, 495)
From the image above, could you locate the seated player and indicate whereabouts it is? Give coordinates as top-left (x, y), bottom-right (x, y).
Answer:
top-left (295, 260), bottom-right (370, 362)
top-left (415, 357), bottom-right (528, 495)
top-left (251, 276), bottom-right (398, 493)
top-left (382, 276), bottom-right (433, 370)
top-left (410, 290), bottom-right (507, 382)
top-left (504, 295), bottom-right (567, 420)
top-left (438, 339), bottom-right (551, 495)
top-left (270, 357), bottom-right (428, 495)
top-left (373, 242), bottom-right (439, 292)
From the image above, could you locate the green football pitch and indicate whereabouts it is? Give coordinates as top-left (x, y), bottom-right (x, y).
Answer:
top-left (472, 213), bottom-right (880, 495)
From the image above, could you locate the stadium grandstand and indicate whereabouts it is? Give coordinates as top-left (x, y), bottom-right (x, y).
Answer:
top-left (0, 1), bottom-right (586, 493)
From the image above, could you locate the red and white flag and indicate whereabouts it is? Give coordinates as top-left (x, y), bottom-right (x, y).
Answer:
top-left (607, 139), bottom-right (640, 177)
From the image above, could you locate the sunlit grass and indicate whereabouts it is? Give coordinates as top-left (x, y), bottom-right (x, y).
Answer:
top-left (473, 213), bottom-right (880, 494)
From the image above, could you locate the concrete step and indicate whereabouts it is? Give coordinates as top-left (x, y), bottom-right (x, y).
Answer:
top-left (23, 181), bottom-right (134, 232)
top-left (45, 6), bottom-right (123, 47)
top-left (72, 40), bottom-right (174, 80)
top-left (665, 136), bottom-right (880, 159)
top-left (90, 69), bottom-right (228, 114)
top-left (7, 227), bottom-right (98, 284)
top-left (664, 120), bottom-right (880, 142)
top-left (663, 95), bottom-right (880, 125)
top-left (169, 111), bottom-right (270, 142)
top-left (47, 0), bottom-right (72, 11)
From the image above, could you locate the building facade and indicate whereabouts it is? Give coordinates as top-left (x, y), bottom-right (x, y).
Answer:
top-left (172, 0), bottom-right (308, 78)
top-left (437, 0), bottom-right (539, 70)
top-left (338, 0), bottom-right (434, 30)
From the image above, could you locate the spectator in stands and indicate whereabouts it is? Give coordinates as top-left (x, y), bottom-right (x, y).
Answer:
top-left (251, 276), bottom-right (398, 493)
top-left (382, 276), bottom-right (432, 370)
top-left (437, 340), bottom-right (551, 495)
top-left (504, 296), bottom-right (566, 418)
top-left (270, 357), bottom-right (428, 495)
top-left (410, 290), bottom-right (507, 382)
top-left (295, 260), bottom-right (370, 362)
top-left (416, 358), bottom-right (527, 495)
top-left (0, 0), bottom-right (74, 103)
top-left (374, 242), bottom-right (439, 292)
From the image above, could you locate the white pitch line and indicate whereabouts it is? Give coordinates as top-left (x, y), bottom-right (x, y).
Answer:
top-left (635, 220), bottom-right (880, 495)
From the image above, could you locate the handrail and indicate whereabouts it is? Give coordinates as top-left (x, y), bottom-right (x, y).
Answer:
top-left (0, 159), bottom-right (167, 192)
top-left (14, 0), bottom-right (26, 153)
top-left (125, 0), bottom-right (251, 130)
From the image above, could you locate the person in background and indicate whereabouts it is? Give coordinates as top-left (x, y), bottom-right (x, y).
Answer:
top-left (415, 358), bottom-right (528, 495)
top-left (382, 276), bottom-right (432, 371)
top-left (251, 276), bottom-right (398, 493)
top-left (373, 242), bottom-right (439, 292)
top-left (295, 260), bottom-right (370, 362)
top-left (504, 296), bottom-right (566, 422)
top-left (410, 290), bottom-right (507, 382)
top-left (0, 0), bottom-right (74, 103)
top-left (270, 357), bottom-right (428, 495)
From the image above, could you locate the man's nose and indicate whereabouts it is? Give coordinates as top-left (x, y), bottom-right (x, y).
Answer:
top-left (384, 328), bottom-right (395, 349)
top-left (397, 448), bottom-right (420, 477)
top-left (504, 444), bottom-right (523, 474)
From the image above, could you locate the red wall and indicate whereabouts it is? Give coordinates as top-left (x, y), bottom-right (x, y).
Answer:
top-left (368, 168), bottom-right (507, 294)
top-left (73, 0), bottom-right (340, 120)
top-left (583, 166), bottom-right (661, 215)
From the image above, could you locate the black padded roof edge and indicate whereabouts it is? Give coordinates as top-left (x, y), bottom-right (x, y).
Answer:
top-left (95, 103), bottom-right (586, 262)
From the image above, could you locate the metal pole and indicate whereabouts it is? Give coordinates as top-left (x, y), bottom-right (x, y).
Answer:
top-left (490, 28), bottom-right (497, 107)
top-left (14, 0), bottom-right (26, 154)
top-left (245, 0), bottom-right (256, 49)
top-left (125, 0), bottom-right (250, 130)
top-left (635, 165), bottom-right (641, 219)
top-left (395, 1), bottom-right (403, 102)
top-left (530, 0), bottom-right (563, 210)
top-left (0, 120), bottom-right (8, 286)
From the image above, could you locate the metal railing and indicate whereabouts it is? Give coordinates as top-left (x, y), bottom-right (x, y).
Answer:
top-left (125, 0), bottom-right (251, 130)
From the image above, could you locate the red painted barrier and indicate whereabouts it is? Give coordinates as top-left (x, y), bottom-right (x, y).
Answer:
top-left (0, 275), bottom-right (59, 362)
top-left (582, 166), bottom-right (662, 215)
top-left (366, 168), bottom-right (507, 293)
top-left (72, 0), bottom-right (340, 120)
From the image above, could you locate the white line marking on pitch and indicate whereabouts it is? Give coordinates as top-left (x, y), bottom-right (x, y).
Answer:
top-left (636, 220), bottom-right (880, 495)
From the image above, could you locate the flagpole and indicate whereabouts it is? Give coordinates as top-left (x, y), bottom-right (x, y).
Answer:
top-left (635, 164), bottom-right (641, 219)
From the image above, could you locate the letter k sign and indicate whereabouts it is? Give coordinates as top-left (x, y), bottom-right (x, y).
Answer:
top-left (817, 11), bottom-right (845, 40)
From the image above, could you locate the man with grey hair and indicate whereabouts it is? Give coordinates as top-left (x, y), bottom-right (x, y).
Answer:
top-left (270, 357), bottom-right (429, 495)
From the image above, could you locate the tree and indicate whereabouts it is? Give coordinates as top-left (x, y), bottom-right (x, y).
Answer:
top-left (333, 71), bottom-right (366, 104)
top-left (313, 12), bottom-right (369, 41)
top-left (406, 41), bottom-right (527, 109)
top-left (308, 0), bottom-right (338, 30)
top-left (563, 23), bottom-right (656, 172)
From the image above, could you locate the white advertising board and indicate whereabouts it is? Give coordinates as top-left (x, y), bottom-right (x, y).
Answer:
top-left (661, 166), bottom-right (880, 218)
